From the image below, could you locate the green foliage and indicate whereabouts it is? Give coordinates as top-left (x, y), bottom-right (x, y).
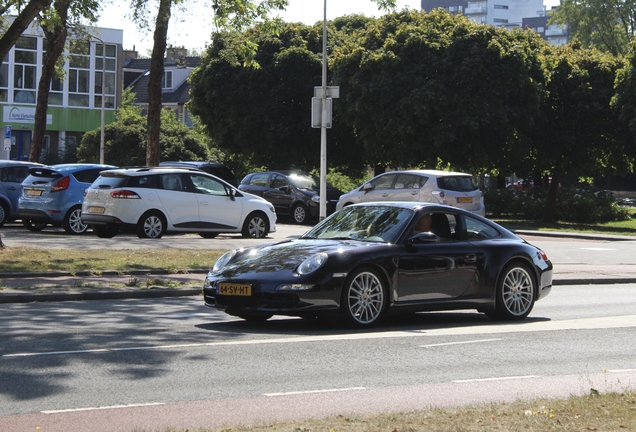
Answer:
top-left (77, 91), bottom-right (208, 166)
top-left (309, 168), bottom-right (372, 194)
top-left (485, 186), bottom-right (631, 223)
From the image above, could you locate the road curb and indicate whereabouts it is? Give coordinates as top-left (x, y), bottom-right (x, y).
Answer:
top-left (0, 288), bottom-right (201, 304)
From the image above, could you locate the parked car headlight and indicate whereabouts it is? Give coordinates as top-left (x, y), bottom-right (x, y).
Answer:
top-left (296, 252), bottom-right (328, 275)
top-left (311, 195), bottom-right (321, 203)
top-left (212, 250), bottom-right (236, 273)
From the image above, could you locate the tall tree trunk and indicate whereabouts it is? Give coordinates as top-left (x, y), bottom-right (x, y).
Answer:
top-left (146, 0), bottom-right (172, 167)
top-left (29, 0), bottom-right (69, 163)
top-left (542, 164), bottom-right (562, 223)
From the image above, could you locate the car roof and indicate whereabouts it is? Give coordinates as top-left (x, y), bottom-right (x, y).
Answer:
top-left (375, 169), bottom-right (474, 177)
top-left (29, 164), bottom-right (116, 175)
top-left (0, 160), bottom-right (44, 168)
top-left (100, 166), bottom-right (208, 176)
top-left (160, 161), bottom-right (226, 168)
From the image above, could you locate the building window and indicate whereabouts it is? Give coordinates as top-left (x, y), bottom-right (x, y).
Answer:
top-left (537, 26), bottom-right (544, 33)
top-left (42, 39), bottom-right (64, 105)
top-left (0, 54), bottom-right (8, 102)
top-left (448, 6), bottom-right (457, 12)
top-left (494, 4), bottom-right (509, 9)
top-left (68, 40), bottom-right (90, 107)
top-left (162, 70), bottom-right (173, 89)
top-left (94, 43), bottom-right (117, 109)
top-left (13, 36), bottom-right (37, 104)
top-left (494, 18), bottom-right (509, 23)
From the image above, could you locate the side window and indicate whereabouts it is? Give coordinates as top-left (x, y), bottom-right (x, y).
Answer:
top-left (0, 168), bottom-right (6, 182)
top-left (370, 174), bottom-right (394, 190)
top-left (248, 173), bottom-right (268, 187)
top-left (464, 216), bottom-right (500, 241)
top-left (415, 175), bottom-right (428, 189)
top-left (73, 168), bottom-right (105, 183)
top-left (270, 174), bottom-right (287, 189)
top-left (162, 174), bottom-right (184, 191)
top-left (191, 174), bottom-right (227, 196)
top-left (395, 174), bottom-right (421, 189)
top-left (127, 175), bottom-right (159, 189)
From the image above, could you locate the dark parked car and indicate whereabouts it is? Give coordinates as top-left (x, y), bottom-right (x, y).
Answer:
top-left (203, 202), bottom-right (553, 327)
top-left (159, 161), bottom-right (239, 187)
top-left (0, 160), bottom-right (45, 227)
top-left (238, 170), bottom-right (344, 224)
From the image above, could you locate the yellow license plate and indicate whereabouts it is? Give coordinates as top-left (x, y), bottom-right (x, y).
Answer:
top-left (219, 283), bottom-right (252, 296)
top-left (88, 206), bottom-right (105, 214)
top-left (26, 189), bottom-right (42, 196)
top-left (457, 197), bottom-right (473, 203)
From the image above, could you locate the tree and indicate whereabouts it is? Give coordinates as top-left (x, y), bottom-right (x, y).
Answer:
top-left (332, 9), bottom-right (547, 175)
top-left (0, 0), bottom-right (52, 61)
top-left (533, 42), bottom-right (630, 221)
top-left (550, 0), bottom-right (636, 56)
top-left (77, 89), bottom-right (209, 165)
top-left (28, 0), bottom-right (100, 163)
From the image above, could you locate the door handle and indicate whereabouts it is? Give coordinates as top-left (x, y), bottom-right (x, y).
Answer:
top-left (464, 255), bottom-right (477, 263)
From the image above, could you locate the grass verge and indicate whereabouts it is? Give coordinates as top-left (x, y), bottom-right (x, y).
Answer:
top-left (144, 391), bottom-right (636, 431)
top-left (0, 247), bottom-right (224, 274)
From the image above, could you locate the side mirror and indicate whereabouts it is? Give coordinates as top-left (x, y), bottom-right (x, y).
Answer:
top-left (278, 185), bottom-right (290, 194)
top-left (408, 232), bottom-right (439, 244)
top-left (229, 188), bottom-right (236, 201)
top-left (361, 183), bottom-right (374, 193)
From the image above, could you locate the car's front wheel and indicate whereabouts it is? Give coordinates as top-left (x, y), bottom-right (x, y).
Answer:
top-left (488, 262), bottom-right (536, 321)
top-left (63, 206), bottom-right (88, 234)
top-left (0, 202), bottom-right (8, 227)
top-left (23, 220), bottom-right (47, 231)
top-left (340, 267), bottom-right (387, 328)
top-left (137, 211), bottom-right (166, 239)
top-left (241, 212), bottom-right (269, 238)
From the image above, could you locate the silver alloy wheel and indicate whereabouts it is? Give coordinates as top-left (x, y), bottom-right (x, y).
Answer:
top-left (346, 271), bottom-right (385, 325)
top-left (143, 215), bottom-right (163, 238)
top-left (293, 204), bottom-right (307, 223)
top-left (66, 208), bottom-right (87, 234)
top-left (247, 215), bottom-right (266, 238)
top-left (501, 266), bottom-right (534, 316)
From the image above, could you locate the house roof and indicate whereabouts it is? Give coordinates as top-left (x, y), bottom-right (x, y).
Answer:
top-left (127, 72), bottom-right (191, 105)
top-left (122, 56), bottom-right (201, 70)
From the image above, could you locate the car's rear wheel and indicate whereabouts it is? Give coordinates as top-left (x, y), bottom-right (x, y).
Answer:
top-left (241, 212), bottom-right (269, 238)
top-left (93, 225), bottom-right (119, 238)
top-left (488, 262), bottom-right (536, 321)
top-left (199, 232), bottom-right (218, 239)
top-left (291, 203), bottom-right (308, 224)
top-left (0, 202), bottom-right (8, 227)
top-left (137, 211), bottom-right (166, 239)
top-left (23, 220), bottom-right (47, 231)
top-left (340, 267), bottom-right (386, 328)
top-left (63, 206), bottom-right (88, 234)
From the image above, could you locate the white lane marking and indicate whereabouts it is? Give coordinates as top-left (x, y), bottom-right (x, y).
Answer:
top-left (264, 387), bottom-right (366, 397)
top-left (608, 369), bottom-right (636, 373)
top-left (452, 375), bottom-right (541, 383)
top-left (4, 315), bottom-right (636, 358)
top-left (580, 248), bottom-right (616, 251)
top-left (42, 402), bottom-right (165, 414)
top-left (421, 338), bottom-right (502, 348)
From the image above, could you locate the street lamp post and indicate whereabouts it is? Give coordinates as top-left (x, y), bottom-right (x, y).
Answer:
top-left (93, 35), bottom-right (106, 164)
top-left (319, 0), bottom-right (328, 220)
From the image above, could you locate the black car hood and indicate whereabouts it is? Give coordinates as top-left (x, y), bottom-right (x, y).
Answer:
top-left (297, 186), bottom-right (343, 201)
top-left (223, 239), bottom-right (380, 274)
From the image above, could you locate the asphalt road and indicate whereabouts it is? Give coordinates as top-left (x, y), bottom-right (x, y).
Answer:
top-left (1, 283), bottom-right (635, 431)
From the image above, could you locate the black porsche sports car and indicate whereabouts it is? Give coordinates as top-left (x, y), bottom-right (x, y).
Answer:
top-left (204, 202), bottom-right (553, 327)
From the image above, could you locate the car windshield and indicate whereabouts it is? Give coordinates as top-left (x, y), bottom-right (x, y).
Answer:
top-left (287, 173), bottom-right (319, 189)
top-left (302, 205), bottom-right (414, 243)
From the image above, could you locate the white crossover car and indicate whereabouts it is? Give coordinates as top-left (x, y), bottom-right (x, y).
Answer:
top-left (81, 167), bottom-right (277, 239)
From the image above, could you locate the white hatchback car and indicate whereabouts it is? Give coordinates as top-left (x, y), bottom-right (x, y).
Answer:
top-left (336, 170), bottom-right (485, 216)
top-left (81, 167), bottom-right (277, 239)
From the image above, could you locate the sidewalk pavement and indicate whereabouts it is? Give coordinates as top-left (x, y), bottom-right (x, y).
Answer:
top-left (1, 231), bottom-right (635, 304)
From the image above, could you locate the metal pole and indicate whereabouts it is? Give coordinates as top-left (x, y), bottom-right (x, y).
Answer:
top-left (99, 40), bottom-right (106, 165)
top-left (319, 0), bottom-right (328, 220)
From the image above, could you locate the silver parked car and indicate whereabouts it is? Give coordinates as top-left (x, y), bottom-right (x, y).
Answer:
top-left (336, 170), bottom-right (485, 216)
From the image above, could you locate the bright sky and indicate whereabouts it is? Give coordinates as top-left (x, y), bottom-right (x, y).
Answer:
top-left (96, 0), bottom-right (561, 56)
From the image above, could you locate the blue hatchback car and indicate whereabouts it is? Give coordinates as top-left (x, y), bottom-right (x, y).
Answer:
top-left (18, 163), bottom-right (117, 234)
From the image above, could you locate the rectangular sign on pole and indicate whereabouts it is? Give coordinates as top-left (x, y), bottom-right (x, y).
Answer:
top-left (3, 138), bottom-right (10, 152)
top-left (311, 97), bottom-right (332, 128)
top-left (314, 86), bottom-right (340, 98)
top-left (5, 125), bottom-right (11, 139)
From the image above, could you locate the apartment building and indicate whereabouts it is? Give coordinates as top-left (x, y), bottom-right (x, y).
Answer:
top-left (1, 19), bottom-right (123, 161)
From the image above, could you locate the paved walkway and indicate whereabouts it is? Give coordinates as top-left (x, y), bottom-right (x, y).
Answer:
top-left (1, 231), bottom-right (635, 303)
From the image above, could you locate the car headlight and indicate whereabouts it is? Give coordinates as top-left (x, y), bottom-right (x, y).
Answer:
top-left (311, 195), bottom-right (321, 203)
top-left (266, 202), bottom-right (275, 213)
top-left (212, 250), bottom-right (236, 273)
top-left (296, 252), bottom-right (328, 275)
